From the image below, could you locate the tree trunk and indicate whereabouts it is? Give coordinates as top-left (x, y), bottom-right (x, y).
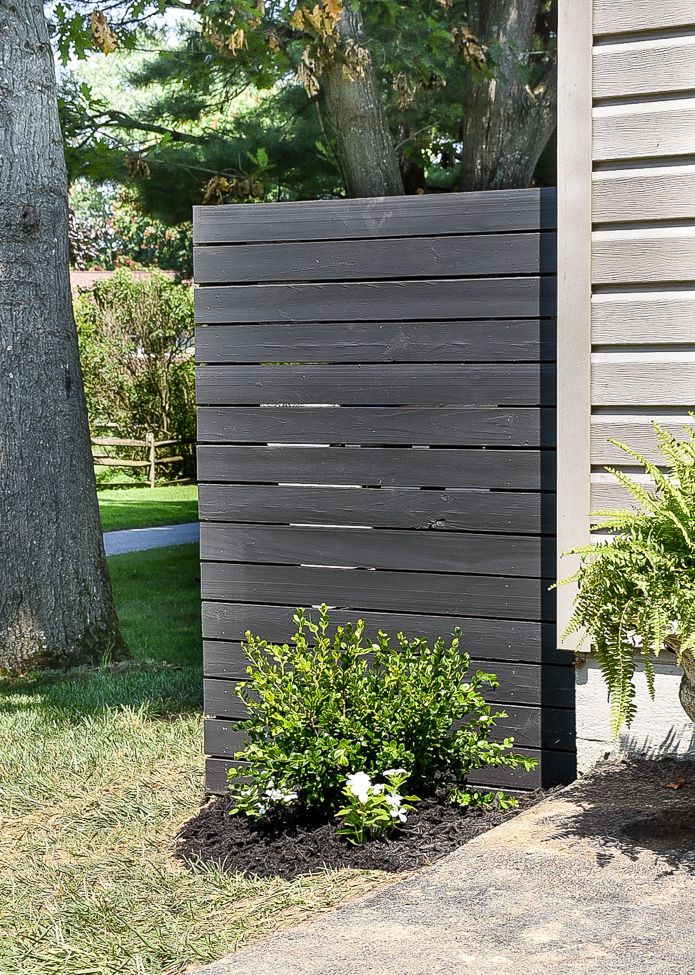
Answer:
top-left (458, 0), bottom-right (556, 191)
top-left (0, 0), bottom-right (128, 671)
top-left (317, 7), bottom-right (404, 198)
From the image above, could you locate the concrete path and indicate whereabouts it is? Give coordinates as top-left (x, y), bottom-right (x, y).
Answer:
top-left (194, 757), bottom-right (695, 975)
top-left (104, 521), bottom-right (199, 555)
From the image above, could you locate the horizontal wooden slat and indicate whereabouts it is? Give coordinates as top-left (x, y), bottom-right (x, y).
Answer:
top-left (592, 291), bottom-right (695, 343)
top-left (592, 166), bottom-right (695, 224)
top-left (195, 320), bottom-right (556, 365)
top-left (591, 416), bottom-right (695, 464)
top-left (593, 37), bottom-right (695, 99)
top-left (202, 647), bottom-right (574, 705)
top-left (193, 188), bottom-right (556, 244)
top-left (200, 563), bottom-right (555, 621)
top-left (592, 353), bottom-right (695, 405)
top-left (203, 663), bottom-right (574, 712)
top-left (200, 524), bottom-right (554, 578)
top-left (593, 228), bottom-right (695, 285)
top-left (197, 406), bottom-right (556, 447)
top-left (204, 705), bottom-right (576, 754)
top-left (194, 277), bottom-right (556, 324)
top-left (194, 232), bottom-right (557, 284)
top-left (593, 1), bottom-right (695, 36)
top-left (197, 446), bottom-right (555, 490)
top-left (201, 602), bottom-right (566, 664)
top-left (205, 748), bottom-right (576, 794)
top-left (196, 364), bottom-right (556, 407)
top-left (198, 485), bottom-right (556, 534)
top-left (594, 98), bottom-right (695, 162)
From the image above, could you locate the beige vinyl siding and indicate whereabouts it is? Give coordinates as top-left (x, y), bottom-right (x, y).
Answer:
top-left (558, 2), bottom-right (695, 644)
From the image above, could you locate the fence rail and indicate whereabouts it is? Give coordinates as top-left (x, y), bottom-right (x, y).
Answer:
top-left (92, 433), bottom-right (194, 488)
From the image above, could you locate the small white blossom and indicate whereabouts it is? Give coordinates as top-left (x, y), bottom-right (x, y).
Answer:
top-left (385, 793), bottom-right (402, 810)
top-left (372, 783), bottom-right (385, 795)
top-left (382, 768), bottom-right (407, 778)
top-left (346, 771), bottom-right (372, 803)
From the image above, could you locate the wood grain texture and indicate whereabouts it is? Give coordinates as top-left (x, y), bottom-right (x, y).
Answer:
top-left (194, 277), bottom-right (557, 324)
top-left (592, 354), bottom-right (695, 406)
top-left (198, 484), bottom-right (557, 534)
top-left (593, 98), bottom-right (695, 162)
top-left (592, 292), bottom-right (695, 343)
top-left (197, 406), bottom-right (556, 447)
top-left (200, 601), bottom-right (567, 664)
top-left (592, 229), bottom-right (695, 285)
top-left (193, 188), bottom-right (557, 244)
top-left (196, 445), bottom-right (555, 490)
top-left (591, 473), bottom-right (653, 511)
top-left (591, 416), bottom-right (695, 464)
top-left (592, 166), bottom-right (695, 224)
top-left (593, 0), bottom-right (695, 36)
top-left (204, 707), bottom-right (576, 754)
top-left (194, 232), bottom-right (557, 284)
top-left (195, 364), bottom-right (556, 407)
top-left (205, 748), bottom-right (577, 793)
top-left (593, 37), bottom-right (695, 99)
top-left (195, 319), bottom-right (556, 364)
top-left (203, 661), bottom-right (575, 712)
top-left (200, 523), bottom-right (555, 578)
top-left (200, 562), bottom-right (555, 620)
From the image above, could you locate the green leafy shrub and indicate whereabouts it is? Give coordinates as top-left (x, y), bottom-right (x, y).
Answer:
top-left (75, 268), bottom-right (195, 477)
top-left (227, 605), bottom-right (535, 822)
top-left (562, 421), bottom-right (695, 734)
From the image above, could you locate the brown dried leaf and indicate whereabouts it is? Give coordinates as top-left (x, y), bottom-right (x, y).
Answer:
top-left (662, 776), bottom-right (689, 790)
top-left (91, 11), bottom-right (117, 55)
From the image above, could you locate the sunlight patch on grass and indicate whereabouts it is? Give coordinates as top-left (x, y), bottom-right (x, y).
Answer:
top-left (0, 543), bottom-right (385, 975)
top-left (99, 485), bottom-right (198, 533)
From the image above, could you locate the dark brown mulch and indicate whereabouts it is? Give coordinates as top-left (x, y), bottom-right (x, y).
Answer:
top-left (175, 791), bottom-right (545, 881)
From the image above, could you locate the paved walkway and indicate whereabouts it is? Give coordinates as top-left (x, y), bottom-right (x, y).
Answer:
top-left (194, 757), bottom-right (695, 975)
top-left (103, 521), bottom-right (199, 555)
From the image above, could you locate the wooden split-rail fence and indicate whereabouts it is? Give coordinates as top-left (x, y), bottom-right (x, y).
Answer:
top-left (92, 433), bottom-right (193, 488)
top-left (193, 187), bottom-right (576, 794)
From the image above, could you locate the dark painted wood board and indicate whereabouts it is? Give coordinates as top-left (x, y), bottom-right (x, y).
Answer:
top-left (200, 562), bottom-right (556, 621)
top-left (200, 523), bottom-right (555, 578)
top-left (203, 658), bottom-right (573, 710)
top-left (195, 320), bottom-right (556, 365)
top-left (194, 277), bottom-right (557, 324)
top-left (205, 747), bottom-right (576, 794)
top-left (204, 704), bottom-right (576, 755)
top-left (197, 406), bottom-right (556, 448)
top-left (198, 484), bottom-right (556, 534)
top-left (195, 363), bottom-right (557, 407)
top-left (201, 602), bottom-right (567, 664)
top-left (197, 445), bottom-right (555, 490)
top-left (194, 232), bottom-right (558, 284)
top-left (193, 188), bottom-right (557, 244)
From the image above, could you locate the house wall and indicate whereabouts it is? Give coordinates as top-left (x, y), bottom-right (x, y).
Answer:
top-left (558, 0), bottom-right (695, 770)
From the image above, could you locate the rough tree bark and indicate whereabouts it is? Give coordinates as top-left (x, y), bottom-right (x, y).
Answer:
top-left (458, 0), bottom-right (556, 190)
top-left (317, 6), bottom-right (404, 198)
top-left (0, 0), bottom-right (127, 671)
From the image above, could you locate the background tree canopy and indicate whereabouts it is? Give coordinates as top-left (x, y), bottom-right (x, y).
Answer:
top-left (58, 1), bottom-right (557, 275)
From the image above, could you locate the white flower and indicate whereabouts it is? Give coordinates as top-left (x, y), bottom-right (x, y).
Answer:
top-left (382, 768), bottom-right (407, 778)
top-left (385, 793), bottom-right (402, 810)
top-left (257, 803), bottom-right (268, 816)
top-left (372, 783), bottom-right (385, 795)
top-left (265, 787), bottom-right (298, 804)
top-left (346, 771), bottom-right (372, 803)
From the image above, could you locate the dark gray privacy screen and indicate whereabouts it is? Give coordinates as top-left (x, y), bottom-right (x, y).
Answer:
top-left (194, 188), bottom-right (575, 793)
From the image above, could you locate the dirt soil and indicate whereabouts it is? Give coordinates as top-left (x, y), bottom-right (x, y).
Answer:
top-left (175, 791), bottom-right (545, 880)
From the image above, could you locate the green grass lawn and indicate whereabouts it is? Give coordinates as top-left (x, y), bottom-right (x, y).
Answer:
top-left (99, 484), bottom-right (198, 532)
top-left (0, 544), bottom-right (384, 975)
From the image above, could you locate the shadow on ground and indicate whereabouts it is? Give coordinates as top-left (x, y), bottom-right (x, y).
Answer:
top-left (551, 755), bottom-right (695, 875)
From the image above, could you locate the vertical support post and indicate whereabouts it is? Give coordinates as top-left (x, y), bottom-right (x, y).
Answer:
top-left (146, 432), bottom-right (156, 489)
top-left (556, 0), bottom-right (593, 649)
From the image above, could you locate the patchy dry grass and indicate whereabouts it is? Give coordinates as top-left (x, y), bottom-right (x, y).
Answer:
top-left (0, 545), bottom-right (386, 975)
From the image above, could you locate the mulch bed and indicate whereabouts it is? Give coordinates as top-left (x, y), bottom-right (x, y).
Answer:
top-left (175, 791), bottom-right (545, 880)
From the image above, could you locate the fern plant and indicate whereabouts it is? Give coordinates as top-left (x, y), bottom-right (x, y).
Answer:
top-left (562, 420), bottom-right (695, 735)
